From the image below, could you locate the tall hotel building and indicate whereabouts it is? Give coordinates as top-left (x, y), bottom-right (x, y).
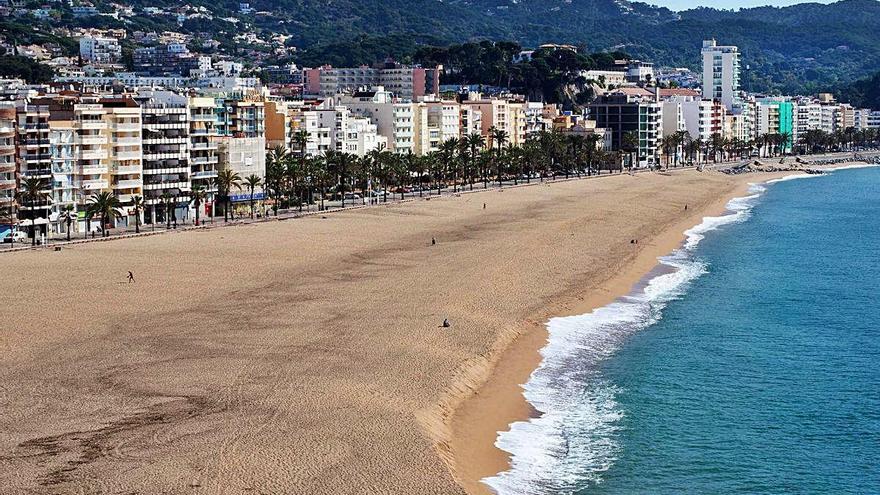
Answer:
top-left (702, 39), bottom-right (741, 110)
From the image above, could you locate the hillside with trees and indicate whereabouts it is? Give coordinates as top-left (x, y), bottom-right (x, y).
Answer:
top-left (3, 0), bottom-right (879, 96)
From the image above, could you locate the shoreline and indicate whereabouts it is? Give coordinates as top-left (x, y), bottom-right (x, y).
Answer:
top-left (0, 163), bottom-right (870, 493)
top-left (447, 166), bottom-right (856, 494)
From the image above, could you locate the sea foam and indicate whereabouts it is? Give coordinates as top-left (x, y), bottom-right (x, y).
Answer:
top-left (483, 186), bottom-right (766, 494)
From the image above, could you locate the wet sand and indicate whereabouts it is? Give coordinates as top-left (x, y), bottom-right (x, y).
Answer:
top-left (0, 169), bottom-right (778, 494)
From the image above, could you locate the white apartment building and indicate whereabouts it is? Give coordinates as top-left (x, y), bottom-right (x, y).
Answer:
top-left (680, 98), bottom-right (726, 141)
top-left (336, 87), bottom-right (416, 154)
top-left (0, 105), bottom-right (16, 218)
top-left (702, 39), bottom-right (740, 110)
top-left (421, 98), bottom-right (461, 153)
top-left (79, 35), bottom-right (122, 65)
top-left (459, 105), bottom-right (482, 137)
top-left (855, 109), bottom-right (880, 129)
top-left (189, 96), bottom-right (220, 207)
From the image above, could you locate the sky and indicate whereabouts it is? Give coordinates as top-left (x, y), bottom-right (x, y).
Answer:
top-left (648, 0), bottom-right (835, 10)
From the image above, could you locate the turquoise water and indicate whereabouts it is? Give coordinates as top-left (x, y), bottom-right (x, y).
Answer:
top-left (486, 166), bottom-right (880, 494)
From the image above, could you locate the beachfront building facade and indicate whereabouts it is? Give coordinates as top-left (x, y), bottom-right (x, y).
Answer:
top-left (755, 99), bottom-right (794, 151)
top-left (15, 98), bottom-right (53, 240)
top-left (588, 92), bottom-right (661, 168)
top-left (702, 39), bottom-right (741, 110)
top-left (136, 90), bottom-right (191, 226)
top-left (189, 96), bottom-right (220, 211)
top-left (0, 105), bottom-right (16, 224)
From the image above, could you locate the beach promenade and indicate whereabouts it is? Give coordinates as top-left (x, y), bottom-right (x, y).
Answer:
top-left (0, 168), bottom-right (810, 493)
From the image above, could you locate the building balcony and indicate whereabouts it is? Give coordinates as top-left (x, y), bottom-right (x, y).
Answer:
top-left (116, 151), bottom-right (142, 160)
top-left (190, 113), bottom-right (217, 122)
top-left (191, 156), bottom-right (218, 165)
top-left (113, 179), bottom-right (142, 189)
top-left (114, 123), bottom-right (141, 132)
top-left (77, 135), bottom-right (106, 145)
top-left (144, 122), bottom-right (187, 131)
top-left (81, 150), bottom-right (109, 160)
top-left (0, 144), bottom-right (14, 155)
top-left (143, 152), bottom-right (188, 161)
top-left (113, 137), bottom-right (141, 146)
top-left (142, 136), bottom-right (187, 145)
top-left (143, 181), bottom-right (189, 191)
top-left (190, 142), bottom-right (217, 150)
top-left (143, 166), bottom-right (189, 175)
top-left (81, 165), bottom-right (109, 175)
top-left (0, 125), bottom-right (14, 135)
top-left (191, 170), bottom-right (218, 179)
top-left (82, 179), bottom-right (109, 190)
top-left (113, 165), bottom-right (142, 175)
top-left (80, 121), bottom-right (108, 130)
top-left (0, 179), bottom-right (16, 190)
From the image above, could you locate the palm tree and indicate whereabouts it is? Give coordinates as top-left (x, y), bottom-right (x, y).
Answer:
top-left (88, 191), bottom-right (123, 237)
top-left (131, 195), bottom-right (143, 233)
top-left (19, 177), bottom-right (48, 246)
top-left (160, 192), bottom-right (173, 229)
top-left (265, 145), bottom-right (289, 215)
top-left (621, 131), bottom-right (639, 172)
top-left (216, 169), bottom-right (242, 222)
top-left (190, 185), bottom-right (207, 226)
top-left (466, 133), bottom-right (485, 190)
top-left (59, 204), bottom-right (75, 242)
top-left (439, 138), bottom-right (459, 192)
top-left (243, 174), bottom-right (261, 219)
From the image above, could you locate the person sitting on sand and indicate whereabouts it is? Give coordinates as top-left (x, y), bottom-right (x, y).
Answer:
top-left (442, 318), bottom-right (450, 328)
top-left (127, 271), bottom-right (134, 283)
top-left (432, 237), bottom-right (436, 246)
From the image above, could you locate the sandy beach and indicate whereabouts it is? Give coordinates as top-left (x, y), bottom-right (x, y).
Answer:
top-left (0, 168), bottom-right (792, 493)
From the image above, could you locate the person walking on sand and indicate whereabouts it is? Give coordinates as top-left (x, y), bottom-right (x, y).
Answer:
top-left (685, 204), bottom-right (688, 211)
top-left (432, 237), bottom-right (436, 246)
top-left (127, 271), bottom-right (135, 283)
top-left (483, 203), bottom-right (486, 209)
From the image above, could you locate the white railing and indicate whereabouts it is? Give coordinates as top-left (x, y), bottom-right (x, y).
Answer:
top-left (82, 179), bottom-right (108, 190)
top-left (113, 165), bottom-right (141, 175)
top-left (81, 165), bottom-right (108, 175)
top-left (113, 179), bottom-right (141, 189)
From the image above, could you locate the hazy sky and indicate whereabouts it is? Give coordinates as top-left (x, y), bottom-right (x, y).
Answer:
top-left (649, 0), bottom-right (835, 10)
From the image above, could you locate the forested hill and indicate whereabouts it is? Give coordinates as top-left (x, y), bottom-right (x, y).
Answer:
top-left (6, 0), bottom-right (880, 95)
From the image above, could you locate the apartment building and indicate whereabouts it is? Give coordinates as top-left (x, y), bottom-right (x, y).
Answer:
top-left (588, 92), bottom-right (661, 168)
top-left (420, 98), bottom-right (461, 153)
top-left (459, 105), bottom-right (482, 138)
top-left (15, 98), bottom-right (53, 240)
top-left (465, 96), bottom-right (527, 148)
top-left (304, 62), bottom-right (442, 101)
top-left (336, 87), bottom-right (416, 154)
top-left (755, 99), bottom-right (794, 150)
top-left (134, 43), bottom-right (211, 77)
top-left (0, 105), bottom-right (15, 222)
top-left (702, 39), bottom-right (741, 110)
top-left (136, 90), bottom-right (190, 225)
top-left (79, 35), bottom-right (122, 64)
top-left (680, 98), bottom-right (727, 141)
top-left (855, 109), bottom-right (880, 129)
top-left (189, 96), bottom-right (220, 204)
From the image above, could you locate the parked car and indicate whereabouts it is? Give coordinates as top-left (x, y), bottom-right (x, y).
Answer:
top-left (343, 193), bottom-right (362, 201)
top-left (4, 231), bottom-right (29, 244)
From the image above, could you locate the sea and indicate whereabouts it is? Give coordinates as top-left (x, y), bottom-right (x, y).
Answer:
top-left (484, 165), bottom-right (880, 494)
